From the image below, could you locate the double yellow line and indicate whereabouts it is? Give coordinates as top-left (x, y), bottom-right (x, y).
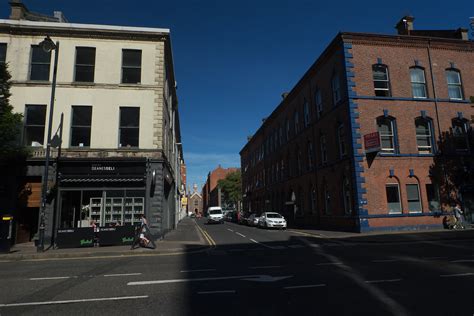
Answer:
top-left (196, 224), bottom-right (216, 247)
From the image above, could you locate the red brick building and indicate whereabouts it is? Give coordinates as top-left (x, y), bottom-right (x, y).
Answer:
top-left (202, 165), bottom-right (239, 213)
top-left (240, 16), bottom-right (474, 232)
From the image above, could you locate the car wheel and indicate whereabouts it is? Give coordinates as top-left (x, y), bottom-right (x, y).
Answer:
top-left (264, 222), bottom-right (268, 228)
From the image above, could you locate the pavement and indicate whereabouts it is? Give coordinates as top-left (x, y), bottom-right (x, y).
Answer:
top-left (0, 217), bottom-right (207, 261)
top-left (1, 217), bottom-right (472, 261)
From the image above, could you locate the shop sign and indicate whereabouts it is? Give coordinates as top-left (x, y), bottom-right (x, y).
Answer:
top-left (364, 132), bottom-right (381, 154)
top-left (59, 159), bottom-right (146, 176)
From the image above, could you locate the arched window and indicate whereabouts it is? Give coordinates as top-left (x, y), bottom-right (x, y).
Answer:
top-left (406, 182), bottom-right (422, 213)
top-left (452, 119), bottom-right (469, 151)
top-left (342, 177), bottom-right (352, 215)
top-left (385, 181), bottom-right (401, 214)
top-left (415, 117), bottom-right (434, 154)
top-left (410, 67), bottom-right (427, 98)
top-left (372, 64), bottom-right (391, 97)
top-left (377, 116), bottom-right (397, 153)
top-left (446, 69), bottom-right (463, 100)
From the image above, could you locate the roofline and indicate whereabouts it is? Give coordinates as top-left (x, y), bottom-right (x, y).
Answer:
top-left (239, 30), bottom-right (474, 155)
top-left (0, 19), bottom-right (170, 35)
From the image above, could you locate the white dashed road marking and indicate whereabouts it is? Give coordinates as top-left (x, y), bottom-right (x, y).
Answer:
top-left (0, 296), bottom-right (149, 307)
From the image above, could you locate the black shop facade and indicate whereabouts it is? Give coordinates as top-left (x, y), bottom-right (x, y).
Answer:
top-left (49, 157), bottom-right (176, 247)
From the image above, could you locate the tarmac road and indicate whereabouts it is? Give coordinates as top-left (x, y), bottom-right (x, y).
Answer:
top-left (0, 218), bottom-right (473, 315)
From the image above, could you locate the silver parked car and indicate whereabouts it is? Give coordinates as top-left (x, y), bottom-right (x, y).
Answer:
top-left (247, 213), bottom-right (260, 226)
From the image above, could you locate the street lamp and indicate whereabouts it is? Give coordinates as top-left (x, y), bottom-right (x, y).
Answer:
top-left (37, 36), bottom-right (59, 252)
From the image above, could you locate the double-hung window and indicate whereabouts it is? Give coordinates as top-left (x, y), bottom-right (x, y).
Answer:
top-left (303, 100), bottom-right (310, 127)
top-left (23, 105), bottom-right (46, 146)
top-left (338, 124), bottom-right (346, 158)
top-left (30, 45), bottom-right (51, 81)
top-left (415, 118), bottom-right (433, 154)
top-left (320, 135), bottom-right (327, 163)
top-left (119, 107), bottom-right (140, 147)
top-left (372, 64), bottom-right (391, 97)
top-left (122, 49), bottom-right (142, 84)
top-left (426, 183), bottom-right (440, 211)
top-left (315, 88), bottom-right (323, 117)
top-left (0, 43), bottom-right (7, 64)
top-left (386, 183), bottom-right (401, 214)
top-left (332, 73), bottom-right (341, 105)
top-left (410, 67), bottom-right (427, 98)
top-left (307, 141), bottom-right (314, 170)
top-left (446, 69), bottom-right (463, 100)
top-left (74, 47), bottom-right (96, 82)
top-left (294, 111), bottom-right (300, 134)
top-left (406, 184), bottom-right (422, 213)
top-left (343, 177), bottom-right (352, 215)
top-left (452, 119), bottom-right (469, 151)
top-left (377, 117), bottom-right (396, 153)
top-left (70, 106), bottom-right (92, 147)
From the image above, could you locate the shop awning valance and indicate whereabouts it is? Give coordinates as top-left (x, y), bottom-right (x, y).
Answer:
top-left (60, 176), bottom-right (145, 183)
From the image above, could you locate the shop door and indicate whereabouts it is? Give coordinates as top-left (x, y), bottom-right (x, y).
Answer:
top-left (463, 192), bottom-right (474, 224)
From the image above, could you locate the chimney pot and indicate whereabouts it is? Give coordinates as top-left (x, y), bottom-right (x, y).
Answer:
top-left (396, 16), bottom-right (415, 35)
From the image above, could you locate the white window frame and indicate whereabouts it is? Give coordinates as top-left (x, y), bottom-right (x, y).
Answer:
top-left (415, 118), bottom-right (433, 154)
top-left (446, 69), bottom-right (463, 100)
top-left (406, 183), bottom-right (422, 213)
top-left (386, 183), bottom-right (402, 214)
top-left (410, 67), bottom-right (427, 99)
top-left (378, 118), bottom-right (395, 153)
top-left (372, 64), bottom-right (391, 97)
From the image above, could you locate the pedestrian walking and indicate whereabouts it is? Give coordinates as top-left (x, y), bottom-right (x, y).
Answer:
top-left (454, 202), bottom-right (466, 229)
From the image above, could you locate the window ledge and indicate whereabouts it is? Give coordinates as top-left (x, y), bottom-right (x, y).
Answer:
top-left (71, 82), bottom-right (95, 86)
top-left (119, 83), bottom-right (142, 87)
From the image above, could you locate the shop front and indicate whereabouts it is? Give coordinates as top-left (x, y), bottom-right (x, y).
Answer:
top-left (55, 158), bottom-right (147, 247)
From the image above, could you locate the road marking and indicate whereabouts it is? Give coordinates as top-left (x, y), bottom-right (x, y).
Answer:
top-left (103, 273), bottom-right (142, 277)
top-left (423, 256), bottom-right (448, 260)
top-left (440, 273), bottom-right (474, 278)
top-left (284, 284), bottom-right (326, 289)
top-left (249, 239), bottom-right (274, 249)
top-left (249, 265), bottom-right (282, 269)
top-left (196, 225), bottom-right (216, 246)
top-left (181, 269), bottom-right (216, 273)
top-left (371, 259), bottom-right (399, 263)
top-left (29, 276), bottom-right (73, 281)
top-left (269, 246), bottom-right (286, 250)
top-left (198, 290), bottom-right (235, 294)
top-left (316, 262), bottom-right (343, 266)
top-left (288, 244), bottom-right (305, 249)
top-left (365, 279), bottom-right (402, 284)
top-left (0, 295), bottom-right (149, 307)
top-left (288, 230), bottom-right (325, 238)
top-left (450, 259), bottom-right (474, 263)
top-left (128, 274), bottom-right (287, 286)
top-left (227, 229), bottom-right (234, 232)
top-left (236, 232), bottom-right (246, 238)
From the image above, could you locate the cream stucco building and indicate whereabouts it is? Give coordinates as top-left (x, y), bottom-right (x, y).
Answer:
top-left (1, 0), bottom-right (184, 245)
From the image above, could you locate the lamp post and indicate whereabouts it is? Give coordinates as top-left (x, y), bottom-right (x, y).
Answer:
top-left (37, 36), bottom-right (59, 252)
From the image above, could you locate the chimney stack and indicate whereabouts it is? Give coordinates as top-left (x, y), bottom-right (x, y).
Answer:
top-left (9, 0), bottom-right (28, 20)
top-left (396, 16), bottom-right (415, 35)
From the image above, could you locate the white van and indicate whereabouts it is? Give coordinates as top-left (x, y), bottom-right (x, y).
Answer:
top-left (207, 206), bottom-right (224, 224)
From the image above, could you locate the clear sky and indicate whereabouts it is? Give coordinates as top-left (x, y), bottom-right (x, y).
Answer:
top-left (1, 1), bottom-right (473, 190)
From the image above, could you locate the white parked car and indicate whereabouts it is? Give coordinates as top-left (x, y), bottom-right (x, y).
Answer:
top-left (207, 206), bottom-right (224, 224)
top-left (258, 212), bottom-right (287, 229)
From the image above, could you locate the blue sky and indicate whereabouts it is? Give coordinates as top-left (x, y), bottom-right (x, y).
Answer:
top-left (1, 1), bottom-right (473, 190)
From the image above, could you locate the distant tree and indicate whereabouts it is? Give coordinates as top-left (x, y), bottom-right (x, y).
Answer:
top-left (218, 171), bottom-right (242, 208)
top-left (0, 62), bottom-right (25, 160)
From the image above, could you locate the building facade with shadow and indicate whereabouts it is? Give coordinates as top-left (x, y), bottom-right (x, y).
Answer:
top-left (240, 16), bottom-right (474, 232)
top-left (1, 0), bottom-right (184, 245)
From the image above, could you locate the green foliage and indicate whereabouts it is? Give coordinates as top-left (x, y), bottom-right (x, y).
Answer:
top-left (218, 171), bottom-right (242, 208)
top-left (0, 63), bottom-right (26, 160)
